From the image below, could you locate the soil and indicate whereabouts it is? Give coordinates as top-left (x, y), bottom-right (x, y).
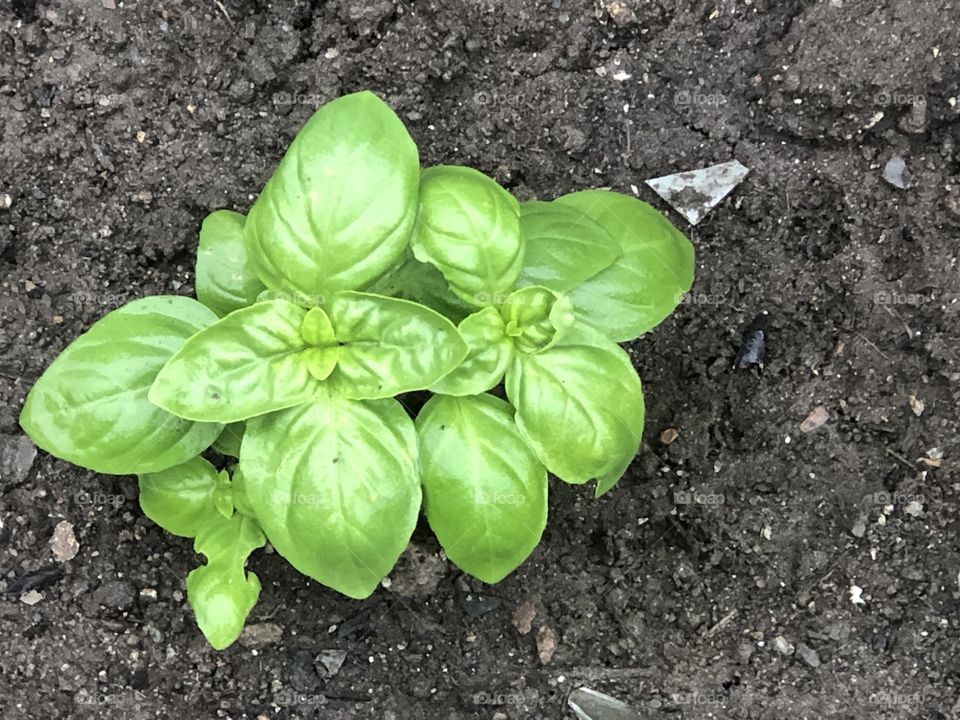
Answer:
top-left (1, 0), bottom-right (959, 718)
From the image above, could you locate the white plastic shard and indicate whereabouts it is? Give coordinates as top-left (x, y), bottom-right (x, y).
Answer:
top-left (567, 687), bottom-right (642, 720)
top-left (645, 160), bottom-right (750, 225)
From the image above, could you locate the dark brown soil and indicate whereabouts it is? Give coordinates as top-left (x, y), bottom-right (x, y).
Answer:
top-left (2, 1), bottom-right (959, 718)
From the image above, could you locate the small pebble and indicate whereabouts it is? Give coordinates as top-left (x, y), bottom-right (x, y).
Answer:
top-left (904, 500), bottom-right (923, 517)
top-left (797, 643), bottom-right (821, 667)
top-left (659, 428), bottom-right (679, 445)
top-left (602, 0), bottom-right (638, 26)
top-left (882, 156), bottom-right (911, 189)
top-left (537, 625), bottom-right (558, 663)
top-left (239, 622), bottom-right (283, 648)
top-left (733, 312), bottom-right (769, 370)
top-left (20, 590), bottom-right (43, 605)
top-left (315, 649), bottom-right (347, 677)
top-left (91, 579), bottom-right (135, 611)
top-left (289, 649), bottom-right (320, 692)
top-left (461, 594), bottom-right (500, 618)
top-left (512, 600), bottom-right (537, 635)
top-left (0, 435), bottom-right (37, 483)
top-left (773, 635), bottom-right (794, 655)
top-left (800, 406), bottom-right (829, 433)
top-left (908, 395), bottom-right (925, 416)
top-left (851, 516), bottom-right (867, 538)
top-left (50, 520), bottom-right (79, 562)
top-left (0, 193), bottom-right (12, 209)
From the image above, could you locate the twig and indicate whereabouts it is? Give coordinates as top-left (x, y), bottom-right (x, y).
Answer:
top-left (704, 609), bottom-right (737, 638)
top-left (214, 0), bottom-right (234, 25)
top-left (881, 305), bottom-right (914, 340)
top-left (849, 329), bottom-right (891, 361)
top-left (884, 446), bottom-right (916, 471)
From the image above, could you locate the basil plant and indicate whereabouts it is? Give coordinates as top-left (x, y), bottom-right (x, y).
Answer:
top-left (20, 92), bottom-right (694, 649)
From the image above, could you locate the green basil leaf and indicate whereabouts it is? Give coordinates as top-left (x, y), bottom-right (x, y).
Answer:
top-left (325, 292), bottom-right (468, 400)
top-left (138, 456), bottom-right (222, 537)
top-left (417, 394), bottom-right (548, 583)
top-left (505, 327), bottom-right (645, 485)
top-left (196, 210), bottom-right (266, 317)
top-left (300, 307), bottom-right (335, 346)
top-left (429, 307), bottom-right (513, 396)
top-left (253, 288), bottom-right (314, 306)
top-left (365, 252), bottom-right (475, 324)
top-left (500, 286), bottom-right (575, 354)
top-left (301, 346), bottom-right (340, 382)
top-left (240, 391), bottom-right (421, 598)
top-left (212, 422), bottom-right (245, 458)
top-left (517, 200), bottom-right (622, 291)
top-left (300, 307), bottom-right (339, 380)
top-left (553, 190), bottom-right (695, 342)
top-left (594, 466), bottom-right (625, 498)
top-left (213, 469), bottom-right (235, 519)
top-left (244, 91), bottom-right (419, 298)
top-left (149, 299), bottom-right (322, 423)
top-left (186, 513), bottom-right (265, 650)
top-left (230, 466), bottom-right (257, 517)
top-left (411, 165), bottom-right (523, 307)
top-left (20, 297), bottom-right (221, 475)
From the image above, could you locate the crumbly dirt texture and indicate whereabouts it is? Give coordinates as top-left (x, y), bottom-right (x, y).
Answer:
top-left (1, 1), bottom-right (959, 718)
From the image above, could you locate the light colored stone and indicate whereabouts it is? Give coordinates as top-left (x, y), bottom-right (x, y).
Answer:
top-left (20, 590), bottom-right (43, 605)
top-left (239, 622), bottom-right (283, 648)
top-left (537, 625), bottom-right (557, 663)
top-left (512, 600), bottom-right (537, 635)
top-left (50, 520), bottom-right (79, 562)
top-left (800, 406), bottom-right (829, 433)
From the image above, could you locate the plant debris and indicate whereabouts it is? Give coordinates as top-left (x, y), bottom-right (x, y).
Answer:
top-left (512, 599), bottom-right (537, 635)
top-left (567, 687), bottom-right (641, 719)
top-left (800, 406), bottom-right (829, 433)
top-left (6, 565), bottom-right (64, 596)
top-left (646, 160), bottom-right (750, 225)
